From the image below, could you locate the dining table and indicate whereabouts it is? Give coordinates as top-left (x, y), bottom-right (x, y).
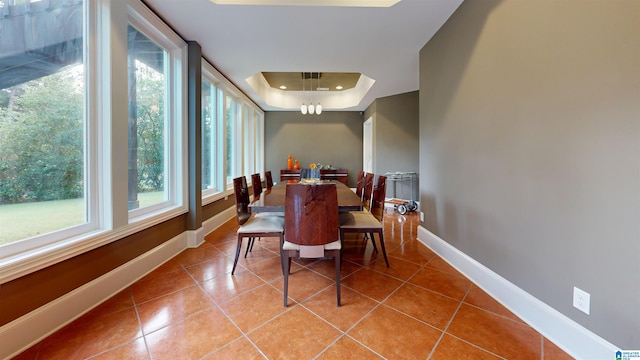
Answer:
top-left (249, 180), bottom-right (363, 213)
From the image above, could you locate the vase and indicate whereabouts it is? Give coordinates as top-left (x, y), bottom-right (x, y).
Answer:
top-left (293, 159), bottom-right (300, 170)
top-left (287, 154), bottom-right (292, 170)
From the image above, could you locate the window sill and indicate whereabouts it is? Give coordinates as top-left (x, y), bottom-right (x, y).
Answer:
top-left (0, 205), bottom-right (188, 284)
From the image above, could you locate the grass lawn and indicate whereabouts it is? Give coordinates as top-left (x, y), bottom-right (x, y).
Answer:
top-left (0, 192), bottom-right (164, 246)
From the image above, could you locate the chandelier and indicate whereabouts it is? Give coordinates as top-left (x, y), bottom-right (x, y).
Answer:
top-left (300, 72), bottom-right (322, 115)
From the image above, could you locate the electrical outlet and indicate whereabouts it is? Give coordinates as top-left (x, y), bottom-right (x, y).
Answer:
top-left (573, 287), bottom-right (590, 315)
top-left (420, 211), bottom-right (424, 222)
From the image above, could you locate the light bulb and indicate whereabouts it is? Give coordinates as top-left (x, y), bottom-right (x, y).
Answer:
top-left (315, 104), bottom-right (322, 114)
top-left (300, 104), bottom-right (307, 115)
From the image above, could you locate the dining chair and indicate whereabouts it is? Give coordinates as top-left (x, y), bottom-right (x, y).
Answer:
top-left (361, 172), bottom-right (374, 210)
top-left (339, 175), bottom-right (390, 268)
top-left (231, 176), bottom-right (284, 275)
top-left (281, 183), bottom-right (342, 307)
top-left (353, 170), bottom-right (365, 199)
top-left (251, 173), bottom-right (262, 199)
top-left (265, 170), bottom-right (274, 190)
top-left (248, 173), bottom-right (283, 254)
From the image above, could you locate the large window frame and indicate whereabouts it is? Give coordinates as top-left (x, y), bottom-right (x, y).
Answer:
top-left (126, 3), bottom-right (187, 222)
top-left (0, 0), bottom-right (97, 276)
top-left (0, 0), bottom-right (264, 284)
top-left (201, 76), bottom-right (221, 197)
top-left (201, 60), bottom-right (264, 203)
top-left (0, 0), bottom-right (188, 284)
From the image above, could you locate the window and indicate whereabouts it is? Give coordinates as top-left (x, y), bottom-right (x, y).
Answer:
top-left (126, 3), bottom-right (186, 221)
top-left (243, 104), bottom-right (256, 177)
top-left (202, 62), bottom-right (264, 202)
top-left (0, 0), bottom-right (90, 249)
top-left (224, 94), bottom-right (237, 186)
top-left (1, 0), bottom-right (188, 282)
top-left (201, 77), bottom-right (219, 194)
top-left (127, 25), bottom-right (168, 211)
top-left (254, 111), bottom-right (265, 175)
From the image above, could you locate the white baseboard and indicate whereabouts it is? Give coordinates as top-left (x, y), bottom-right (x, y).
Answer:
top-left (0, 232), bottom-right (188, 360)
top-left (187, 227), bottom-right (206, 248)
top-left (417, 226), bottom-right (618, 360)
top-left (201, 206), bottom-right (235, 239)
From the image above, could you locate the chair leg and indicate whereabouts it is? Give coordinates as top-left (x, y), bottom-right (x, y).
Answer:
top-left (377, 230), bottom-right (390, 268)
top-left (281, 250), bottom-right (290, 307)
top-left (232, 235), bottom-right (243, 275)
top-left (335, 250), bottom-right (341, 307)
top-left (369, 232), bottom-right (379, 253)
top-left (279, 235), bottom-right (286, 276)
top-left (244, 237), bottom-right (254, 258)
top-left (249, 236), bottom-right (260, 254)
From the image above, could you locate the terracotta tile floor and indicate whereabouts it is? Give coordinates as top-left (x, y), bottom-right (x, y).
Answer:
top-left (13, 210), bottom-right (574, 360)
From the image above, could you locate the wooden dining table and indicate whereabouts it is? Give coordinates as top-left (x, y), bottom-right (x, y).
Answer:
top-left (249, 180), bottom-right (363, 213)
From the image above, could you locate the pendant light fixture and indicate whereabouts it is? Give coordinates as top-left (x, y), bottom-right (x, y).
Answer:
top-left (300, 72), bottom-right (322, 115)
top-left (300, 74), bottom-right (308, 114)
top-left (315, 74), bottom-right (322, 114)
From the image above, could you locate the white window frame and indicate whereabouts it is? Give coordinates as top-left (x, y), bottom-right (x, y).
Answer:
top-left (126, 0), bottom-right (188, 223)
top-left (254, 110), bottom-right (265, 176)
top-left (0, 0), bottom-right (99, 281)
top-left (201, 77), bottom-right (218, 194)
top-left (243, 104), bottom-right (255, 178)
top-left (0, 0), bottom-right (263, 284)
top-left (200, 59), bottom-right (264, 200)
top-left (0, 0), bottom-right (188, 284)
top-left (201, 64), bottom-right (225, 202)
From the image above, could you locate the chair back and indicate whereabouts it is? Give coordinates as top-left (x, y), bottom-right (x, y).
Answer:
top-left (362, 173), bottom-right (375, 210)
top-left (232, 176), bottom-right (251, 225)
top-left (355, 170), bottom-right (365, 199)
top-left (285, 183), bottom-right (338, 246)
top-left (251, 173), bottom-right (262, 199)
top-left (265, 171), bottom-right (274, 190)
top-left (370, 175), bottom-right (387, 221)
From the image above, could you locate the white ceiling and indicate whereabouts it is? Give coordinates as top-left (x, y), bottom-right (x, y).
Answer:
top-left (142, 0), bottom-right (463, 111)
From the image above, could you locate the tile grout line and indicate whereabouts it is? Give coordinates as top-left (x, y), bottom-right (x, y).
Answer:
top-left (425, 284), bottom-right (472, 360)
top-left (426, 285), bottom-right (509, 360)
top-left (131, 290), bottom-right (153, 360)
top-left (116, 214), bottom-right (423, 359)
top-left (311, 258), bottom-right (431, 359)
top-left (185, 264), bottom-right (276, 359)
top-left (184, 262), bottom-right (269, 358)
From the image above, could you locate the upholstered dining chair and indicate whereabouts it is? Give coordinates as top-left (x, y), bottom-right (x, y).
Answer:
top-left (265, 170), bottom-right (274, 190)
top-left (281, 183), bottom-right (342, 307)
top-left (339, 175), bottom-right (390, 268)
top-left (251, 173), bottom-right (262, 199)
top-left (361, 172), bottom-right (375, 210)
top-left (231, 176), bottom-right (284, 275)
top-left (353, 170), bottom-right (365, 199)
top-left (248, 173), bottom-right (283, 255)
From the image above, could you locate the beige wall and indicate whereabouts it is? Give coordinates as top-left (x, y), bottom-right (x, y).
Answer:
top-left (419, 0), bottom-right (639, 348)
top-left (265, 93), bottom-right (419, 190)
top-left (264, 111), bottom-right (364, 186)
top-left (365, 91), bottom-right (419, 198)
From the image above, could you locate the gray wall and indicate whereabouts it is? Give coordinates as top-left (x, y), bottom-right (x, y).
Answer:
top-left (264, 111), bottom-right (363, 186)
top-left (365, 91), bottom-right (419, 199)
top-left (419, 0), bottom-right (639, 348)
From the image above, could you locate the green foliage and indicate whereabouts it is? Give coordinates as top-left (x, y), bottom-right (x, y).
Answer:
top-left (0, 70), bottom-right (84, 203)
top-left (133, 60), bottom-right (165, 192)
top-left (0, 61), bottom-right (167, 205)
